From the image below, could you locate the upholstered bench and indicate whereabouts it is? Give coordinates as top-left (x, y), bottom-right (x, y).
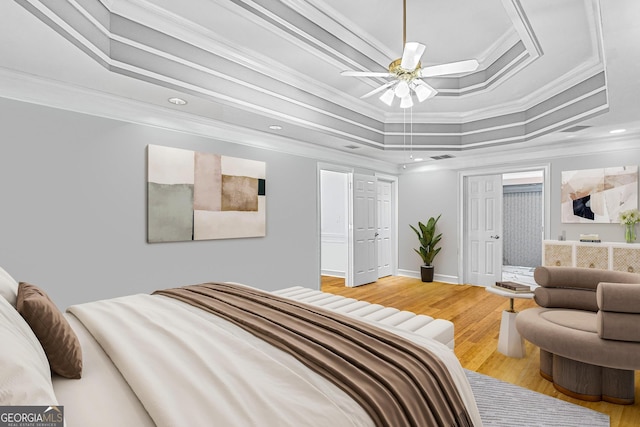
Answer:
top-left (516, 266), bottom-right (640, 404)
top-left (274, 286), bottom-right (455, 349)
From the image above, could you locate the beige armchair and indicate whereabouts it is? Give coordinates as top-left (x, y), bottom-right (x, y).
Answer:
top-left (516, 266), bottom-right (640, 404)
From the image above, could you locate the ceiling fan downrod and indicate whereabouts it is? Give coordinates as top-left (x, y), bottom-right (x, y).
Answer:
top-left (403, 0), bottom-right (407, 47)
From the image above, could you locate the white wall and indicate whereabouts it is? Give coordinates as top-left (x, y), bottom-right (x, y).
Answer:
top-left (320, 170), bottom-right (348, 276)
top-left (0, 98), bottom-right (320, 307)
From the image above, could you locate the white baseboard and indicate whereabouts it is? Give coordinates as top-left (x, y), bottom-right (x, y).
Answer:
top-left (397, 269), bottom-right (460, 284)
top-left (323, 269), bottom-right (460, 284)
top-left (321, 270), bottom-right (345, 278)
top-left (397, 269), bottom-right (420, 279)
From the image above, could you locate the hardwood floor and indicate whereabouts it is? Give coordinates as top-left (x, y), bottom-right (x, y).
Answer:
top-left (321, 275), bottom-right (640, 427)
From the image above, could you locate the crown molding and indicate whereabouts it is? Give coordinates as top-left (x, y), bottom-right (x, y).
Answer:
top-left (0, 67), bottom-right (399, 174)
top-left (403, 133), bottom-right (640, 173)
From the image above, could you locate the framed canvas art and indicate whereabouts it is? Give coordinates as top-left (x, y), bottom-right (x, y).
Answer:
top-left (561, 165), bottom-right (637, 223)
top-left (147, 145), bottom-right (266, 242)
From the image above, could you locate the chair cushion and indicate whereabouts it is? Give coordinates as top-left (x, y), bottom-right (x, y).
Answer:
top-left (516, 307), bottom-right (640, 370)
top-left (539, 309), bottom-right (597, 333)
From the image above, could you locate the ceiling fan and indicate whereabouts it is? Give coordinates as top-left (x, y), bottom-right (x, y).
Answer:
top-left (341, 0), bottom-right (479, 108)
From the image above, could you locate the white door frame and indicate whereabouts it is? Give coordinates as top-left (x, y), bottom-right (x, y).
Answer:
top-left (457, 163), bottom-right (550, 285)
top-left (317, 163), bottom-right (398, 287)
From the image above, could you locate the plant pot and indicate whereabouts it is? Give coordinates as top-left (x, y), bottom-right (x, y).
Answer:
top-left (420, 265), bottom-right (434, 282)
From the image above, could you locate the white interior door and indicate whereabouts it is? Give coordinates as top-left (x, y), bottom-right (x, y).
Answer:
top-left (351, 173), bottom-right (378, 287)
top-left (377, 180), bottom-right (392, 278)
top-left (466, 174), bottom-right (503, 286)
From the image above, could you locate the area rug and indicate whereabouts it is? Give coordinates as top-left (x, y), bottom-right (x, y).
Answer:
top-left (465, 370), bottom-right (610, 426)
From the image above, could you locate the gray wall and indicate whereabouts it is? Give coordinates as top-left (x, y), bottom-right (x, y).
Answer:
top-left (550, 150), bottom-right (640, 242)
top-left (3, 98), bottom-right (638, 302)
top-left (0, 98), bottom-right (319, 308)
top-left (398, 148), bottom-right (640, 283)
top-left (398, 170), bottom-right (459, 281)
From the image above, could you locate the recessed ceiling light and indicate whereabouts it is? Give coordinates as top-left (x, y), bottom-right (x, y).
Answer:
top-left (609, 129), bottom-right (626, 134)
top-left (269, 125), bottom-right (282, 130)
top-left (168, 97), bottom-right (187, 105)
top-left (413, 158), bottom-right (423, 162)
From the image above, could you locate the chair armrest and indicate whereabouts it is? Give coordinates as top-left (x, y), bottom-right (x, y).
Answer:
top-left (597, 311), bottom-right (640, 341)
top-left (597, 282), bottom-right (640, 341)
top-left (534, 287), bottom-right (597, 311)
top-left (534, 266), bottom-right (640, 290)
top-left (597, 282), bottom-right (640, 313)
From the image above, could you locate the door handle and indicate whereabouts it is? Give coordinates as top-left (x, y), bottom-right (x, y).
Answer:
top-left (490, 235), bottom-right (500, 239)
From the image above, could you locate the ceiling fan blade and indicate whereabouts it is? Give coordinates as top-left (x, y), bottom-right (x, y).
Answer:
top-left (341, 70), bottom-right (393, 77)
top-left (360, 80), bottom-right (396, 99)
top-left (400, 42), bottom-right (426, 71)
top-left (418, 59), bottom-right (479, 77)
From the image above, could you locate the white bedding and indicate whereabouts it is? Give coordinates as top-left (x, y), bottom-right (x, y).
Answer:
top-left (52, 314), bottom-right (155, 427)
top-left (64, 291), bottom-right (482, 426)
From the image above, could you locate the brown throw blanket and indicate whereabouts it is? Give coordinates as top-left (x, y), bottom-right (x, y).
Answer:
top-left (154, 283), bottom-right (473, 427)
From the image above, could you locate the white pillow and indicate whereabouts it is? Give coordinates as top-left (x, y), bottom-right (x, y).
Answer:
top-left (0, 293), bottom-right (59, 405)
top-left (0, 266), bottom-right (19, 307)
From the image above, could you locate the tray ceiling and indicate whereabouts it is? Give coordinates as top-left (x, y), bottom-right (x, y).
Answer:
top-left (1, 0), bottom-right (638, 170)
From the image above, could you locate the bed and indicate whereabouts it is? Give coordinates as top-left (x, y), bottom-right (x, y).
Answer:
top-left (0, 266), bottom-right (609, 427)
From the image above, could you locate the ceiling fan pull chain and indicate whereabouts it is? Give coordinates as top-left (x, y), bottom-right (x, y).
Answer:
top-left (409, 105), bottom-right (413, 159)
top-left (402, 107), bottom-right (407, 168)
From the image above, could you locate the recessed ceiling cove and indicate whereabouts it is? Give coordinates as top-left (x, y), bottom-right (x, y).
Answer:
top-left (14, 0), bottom-right (608, 152)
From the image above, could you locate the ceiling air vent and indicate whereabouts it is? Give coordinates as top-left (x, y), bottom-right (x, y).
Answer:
top-left (344, 145), bottom-right (359, 150)
top-left (430, 154), bottom-right (454, 160)
top-left (561, 125), bottom-right (592, 133)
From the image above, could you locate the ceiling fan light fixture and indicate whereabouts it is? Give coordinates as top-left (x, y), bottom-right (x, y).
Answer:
top-left (379, 89), bottom-right (395, 106)
top-left (413, 82), bottom-right (437, 102)
top-left (400, 96), bottom-right (413, 109)
top-left (395, 81), bottom-right (410, 98)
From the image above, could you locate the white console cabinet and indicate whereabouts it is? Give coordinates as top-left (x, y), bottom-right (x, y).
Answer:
top-left (543, 240), bottom-right (640, 273)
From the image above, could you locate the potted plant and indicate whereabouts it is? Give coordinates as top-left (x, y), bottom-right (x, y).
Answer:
top-left (410, 214), bottom-right (442, 282)
top-left (619, 208), bottom-right (639, 243)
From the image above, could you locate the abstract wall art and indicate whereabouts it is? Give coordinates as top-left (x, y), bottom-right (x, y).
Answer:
top-left (561, 165), bottom-right (638, 223)
top-left (147, 145), bottom-right (266, 242)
